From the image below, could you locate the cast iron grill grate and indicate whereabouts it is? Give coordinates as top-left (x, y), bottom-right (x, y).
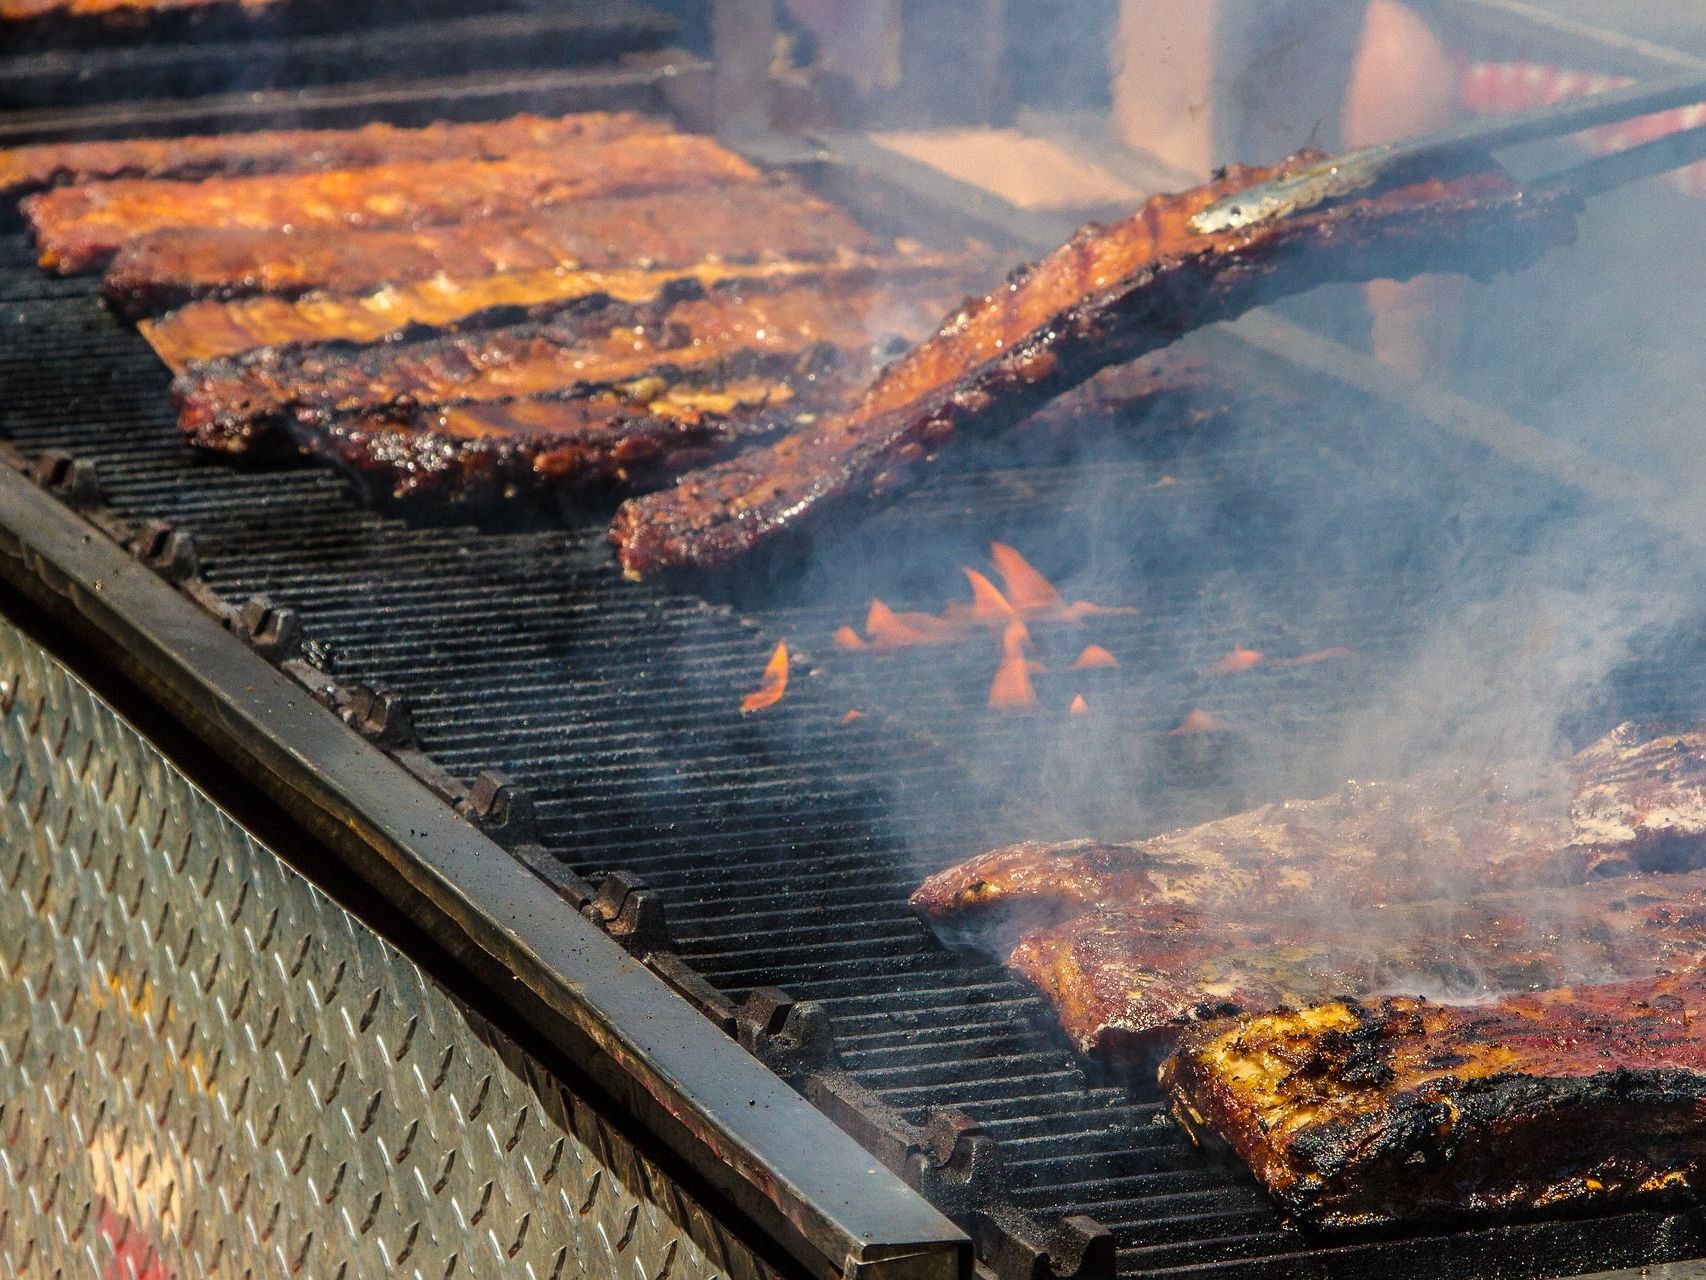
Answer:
top-left (0, 3), bottom-right (673, 112)
top-left (5, 231), bottom-right (1706, 1280)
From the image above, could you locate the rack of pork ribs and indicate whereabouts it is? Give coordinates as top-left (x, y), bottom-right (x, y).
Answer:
top-left (3, 113), bottom-right (1009, 504)
top-left (5, 115), bottom-right (1584, 520)
top-left (913, 722), bottom-right (1706, 1231)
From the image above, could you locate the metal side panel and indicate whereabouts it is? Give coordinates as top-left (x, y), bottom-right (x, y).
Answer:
top-left (0, 466), bottom-right (967, 1280)
top-left (0, 612), bottom-right (764, 1280)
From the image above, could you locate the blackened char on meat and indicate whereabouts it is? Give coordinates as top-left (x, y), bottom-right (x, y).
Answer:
top-left (1161, 969), bottom-right (1706, 1230)
top-left (608, 160), bottom-right (1578, 580)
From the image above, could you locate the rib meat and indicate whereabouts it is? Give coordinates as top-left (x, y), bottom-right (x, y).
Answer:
top-left (1012, 869), bottom-right (1706, 1062)
top-left (103, 180), bottom-right (878, 316)
top-left (25, 133), bottom-right (761, 273)
top-left (175, 265), bottom-right (979, 456)
top-left (302, 370), bottom-right (860, 505)
top-left (1161, 969), bottom-right (1706, 1229)
top-left (139, 248), bottom-right (920, 371)
top-left (0, 113), bottom-right (665, 203)
top-left (912, 723), bottom-right (1706, 932)
top-left (608, 162), bottom-right (1577, 579)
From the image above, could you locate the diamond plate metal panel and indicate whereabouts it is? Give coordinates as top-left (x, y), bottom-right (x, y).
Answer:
top-left (0, 616), bottom-right (779, 1280)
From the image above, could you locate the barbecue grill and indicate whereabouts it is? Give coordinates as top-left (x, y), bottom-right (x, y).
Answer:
top-left (4, 4), bottom-right (1706, 1279)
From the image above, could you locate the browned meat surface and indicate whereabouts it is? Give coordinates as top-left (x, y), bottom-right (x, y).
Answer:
top-left (139, 248), bottom-right (919, 371)
top-left (103, 180), bottom-right (878, 317)
top-left (0, 113), bottom-right (665, 203)
top-left (302, 371), bottom-right (860, 506)
top-left (25, 133), bottom-right (762, 274)
top-left (176, 264), bottom-right (978, 459)
top-left (1012, 870), bottom-right (1706, 1061)
top-left (1161, 969), bottom-right (1706, 1230)
top-left (608, 163), bottom-right (1577, 579)
top-left (912, 723), bottom-right (1706, 931)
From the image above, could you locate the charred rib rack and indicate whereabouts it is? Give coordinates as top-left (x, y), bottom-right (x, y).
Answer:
top-left (24, 133), bottom-right (762, 273)
top-left (1011, 869), bottom-right (1706, 1062)
top-left (172, 267), bottom-right (978, 457)
top-left (0, 112), bottom-right (666, 202)
top-left (608, 162), bottom-right (1578, 580)
top-left (103, 181), bottom-right (880, 316)
top-left (911, 723), bottom-right (1706, 933)
top-left (1161, 969), bottom-right (1706, 1231)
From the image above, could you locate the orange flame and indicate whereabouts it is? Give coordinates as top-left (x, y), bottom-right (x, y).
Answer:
top-left (741, 642), bottom-right (789, 712)
top-left (1205, 644), bottom-right (1264, 676)
top-left (959, 568), bottom-right (1018, 621)
top-left (1272, 646), bottom-right (1356, 667)
top-left (1069, 693), bottom-right (1089, 715)
top-left (989, 621), bottom-right (1038, 710)
top-left (1070, 644), bottom-right (1119, 670)
top-left (1169, 708), bottom-right (1222, 735)
top-left (865, 599), bottom-right (964, 649)
top-left (989, 542), bottom-right (1062, 612)
top-left (837, 543), bottom-right (1138, 653)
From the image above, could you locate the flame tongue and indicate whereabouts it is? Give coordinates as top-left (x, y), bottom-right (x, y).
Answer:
top-left (866, 599), bottom-right (965, 648)
top-left (1206, 644), bottom-right (1265, 675)
top-left (741, 642), bottom-right (790, 712)
top-left (1070, 644), bottom-right (1119, 670)
top-left (989, 620), bottom-right (1038, 710)
top-left (990, 542), bottom-right (1063, 612)
top-left (956, 568), bottom-right (1019, 622)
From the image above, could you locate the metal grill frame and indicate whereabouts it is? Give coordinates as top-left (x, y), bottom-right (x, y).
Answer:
top-left (0, 610), bottom-right (773, 1280)
top-left (0, 468), bottom-right (969, 1280)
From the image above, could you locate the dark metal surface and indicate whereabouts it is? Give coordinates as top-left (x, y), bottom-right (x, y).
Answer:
top-left (0, 2), bottom-right (673, 112)
top-left (0, 58), bottom-right (715, 149)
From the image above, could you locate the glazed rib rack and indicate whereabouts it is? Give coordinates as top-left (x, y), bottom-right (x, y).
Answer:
top-left (6, 126), bottom-right (1706, 1280)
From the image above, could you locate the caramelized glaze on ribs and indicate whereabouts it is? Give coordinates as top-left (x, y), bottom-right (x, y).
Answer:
top-left (25, 133), bottom-right (762, 274)
top-left (304, 371), bottom-right (858, 505)
top-left (608, 162), bottom-right (1577, 579)
top-left (912, 724), bottom-right (1706, 930)
top-left (173, 266), bottom-right (977, 454)
top-left (139, 248), bottom-right (926, 372)
top-left (103, 181), bottom-right (876, 316)
top-left (0, 113), bottom-right (665, 203)
top-left (1162, 969), bottom-right (1706, 1229)
top-left (1012, 870), bottom-right (1706, 1061)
